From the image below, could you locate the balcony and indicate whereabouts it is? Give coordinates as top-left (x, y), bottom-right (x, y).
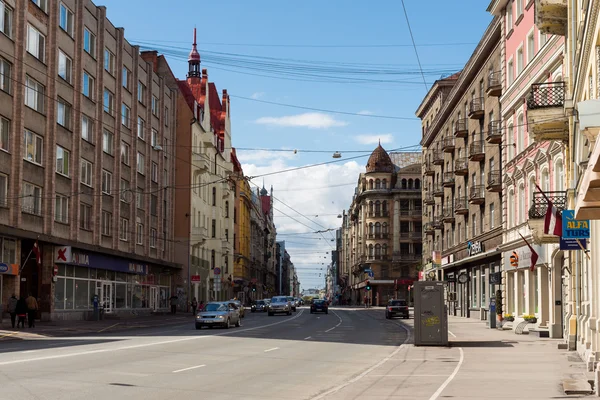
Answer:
top-left (424, 222), bottom-right (435, 235)
top-left (411, 209), bottom-right (422, 218)
top-left (486, 71), bottom-right (502, 97)
top-left (454, 197), bottom-right (469, 215)
top-left (526, 82), bottom-right (568, 142)
top-left (433, 184), bottom-right (444, 197)
top-left (368, 211), bottom-right (390, 218)
top-left (469, 97), bottom-right (485, 119)
top-left (424, 192), bottom-right (435, 205)
top-left (441, 206), bottom-right (455, 223)
top-left (399, 232), bottom-right (410, 240)
top-left (454, 118), bottom-right (468, 138)
top-left (424, 161), bottom-right (435, 176)
top-left (454, 158), bottom-right (468, 176)
top-left (486, 121), bottom-right (502, 144)
top-left (191, 226), bottom-right (208, 240)
top-left (487, 171), bottom-right (502, 192)
top-left (432, 216), bottom-right (443, 229)
top-left (441, 137), bottom-right (455, 153)
top-left (442, 172), bottom-right (455, 187)
top-left (469, 185), bottom-right (485, 205)
top-left (527, 190), bottom-right (567, 243)
top-left (192, 152), bottom-right (209, 171)
top-left (468, 141), bottom-right (485, 162)
top-left (392, 252), bottom-right (420, 262)
top-left (535, 0), bottom-right (567, 36)
top-left (432, 151), bottom-right (444, 166)
top-left (411, 231), bottom-right (422, 239)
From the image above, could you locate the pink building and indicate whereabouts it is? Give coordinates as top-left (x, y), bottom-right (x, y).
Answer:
top-left (488, 0), bottom-right (566, 338)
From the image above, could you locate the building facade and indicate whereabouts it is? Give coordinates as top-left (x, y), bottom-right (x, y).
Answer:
top-left (417, 17), bottom-right (503, 320)
top-left (344, 147), bottom-right (422, 306)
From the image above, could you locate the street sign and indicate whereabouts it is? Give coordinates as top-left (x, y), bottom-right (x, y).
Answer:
top-left (560, 237), bottom-right (588, 250)
top-left (53, 265), bottom-right (59, 276)
top-left (191, 275), bottom-right (201, 282)
top-left (562, 210), bottom-right (590, 239)
top-left (214, 267), bottom-right (221, 275)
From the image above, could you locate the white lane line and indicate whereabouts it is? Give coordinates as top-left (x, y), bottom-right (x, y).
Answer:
top-left (324, 310), bottom-right (344, 333)
top-left (428, 347), bottom-right (464, 400)
top-left (309, 322), bottom-right (411, 400)
top-left (304, 336), bottom-right (312, 340)
top-left (172, 364), bottom-right (206, 373)
top-left (264, 347), bottom-right (279, 353)
top-left (324, 327), bottom-right (335, 333)
top-left (0, 309), bottom-right (305, 366)
top-left (370, 374), bottom-right (450, 377)
top-left (22, 350), bottom-right (37, 354)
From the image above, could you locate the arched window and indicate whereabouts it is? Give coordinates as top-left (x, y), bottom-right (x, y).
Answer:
top-left (402, 179), bottom-right (407, 189)
top-left (375, 201), bottom-right (381, 214)
top-left (518, 183), bottom-right (525, 223)
top-left (415, 179), bottom-right (421, 189)
top-left (382, 244), bottom-right (388, 256)
top-left (368, 245), bottom-right (374, 257)
top-left (382, 179), bottom-right (387, 189)
top-left (225, 201), bottom-right (229, 218)
top-left (408, 179), bottom-right (413, 189)
top-left (375, 244), bottom-right (381, 257)
top-left (528, 176), bottom-right (536, 212)
top-left (507, 123), bottom-right (515, 160)
top-left (212, 186), bottom-right (216, 206)
top-left (382, 222), bottom-right (388, 234)
top-left (375, 222), bottom-right (381, 235)
top-left (369, 201), bottom-right (374, 214)
top-left (555, 160), bottom-right (564, 190)
top-left (369, 179), bottom-right (374, 190)
top-left (508, 188), bottom-right (515, 228)
top-left (382, 201), bottom-right (388, 214)
top-left (369, 223), bottom-right (374, 235)
top-left (541, 168), bottom-right (549, 192)
top-left (375, 179), bottom-right (381, 189)
top-left (517, 114), bottom-right (524, 153)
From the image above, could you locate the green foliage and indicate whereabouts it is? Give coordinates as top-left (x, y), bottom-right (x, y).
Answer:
top-left (495, 289), bottom-right (503, 316)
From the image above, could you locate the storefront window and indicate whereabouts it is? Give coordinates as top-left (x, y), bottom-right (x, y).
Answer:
top-left (74, 279), bottom-right (88, 309)
top-left (1, 236), bottom-right (16, 263)
top-left (481, 268), bottom-right (487, 308)
top-left (533, 270), bottom-right (539, 314)
top-left (520, 270), bottom-right (526, 314)
top-left (75, 266), bottom-right (89, 279)
top-left (55, 277), bottom-right (65, 309)
top-left (65, 278), bottom-right (74, 309)
top-left (116, 283), bottom-right (127, 308)
top-left (471, 268), bottom-right (478, 308)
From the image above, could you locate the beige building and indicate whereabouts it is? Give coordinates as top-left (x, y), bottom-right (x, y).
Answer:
top-left (416, 17), bottom-right (503, 320)
top-left (342, 147), bottom-right (422, 306)
top-left (0, 0), bottom-right (181, 319)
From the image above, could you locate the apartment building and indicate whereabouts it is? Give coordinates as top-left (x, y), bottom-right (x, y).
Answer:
top-left (344, 147), bottom-right (422, 306)
top-left (487, 0), bottom-right (566, 338)
top-left (0, 0), bottom-right (180, 320)
top-left (248, 186), bottom-right (277, 300)
top-left (417, 17), bottom-right (502, 320)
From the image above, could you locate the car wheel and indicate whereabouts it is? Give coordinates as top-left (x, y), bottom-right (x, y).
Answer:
top-left (251, 310), bottom-right (255, 313)
top-left (195, 324), bottom-right (202, 330)
top-left (310, 310), bottom-right (313, 314)
top-left (386, 313), bottom-right (391, 319)
top-left (224, 318), bottom-right (230, 329)
top-left (235, 318), bottom-right (241, 327)
top-left (268, 312), bottom-right (273, 316)
top-left (325, 311), bottom-right (328, 314)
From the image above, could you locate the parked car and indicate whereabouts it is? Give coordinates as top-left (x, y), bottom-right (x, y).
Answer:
top-left (385, 299), bottom-right (409, 319)
top-left (251, 300), bottom-right (268, 313)
top-left (268, 296), bottom-right (292, 316)
top-left (310, 299), bottom-right (328, 314)
top-left (195, 301), bottom-right (242, 329)
top-left (286, 296), bottom-right (297, 312)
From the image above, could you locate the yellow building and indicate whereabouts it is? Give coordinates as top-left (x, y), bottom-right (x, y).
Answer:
top-left (232, 152), bottom-right (252, 304)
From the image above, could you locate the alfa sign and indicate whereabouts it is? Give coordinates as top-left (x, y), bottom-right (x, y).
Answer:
top-left (562, 210), bottom-right (590, 239)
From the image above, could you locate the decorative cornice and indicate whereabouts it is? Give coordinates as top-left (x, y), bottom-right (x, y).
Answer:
top-left (573, 0), bottom-right (600, 101)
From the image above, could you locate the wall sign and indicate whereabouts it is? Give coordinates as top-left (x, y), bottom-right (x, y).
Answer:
top-left (503, 243), bottom-right (545, 270)
top-left (54, 246), bottom-right (149, 275)
top-left (562, 210), bottom-right (590, 239)
top-left (467, 241), bottom-right (484, 256)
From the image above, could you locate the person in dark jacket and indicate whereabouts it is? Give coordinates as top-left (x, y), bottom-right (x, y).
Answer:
top-left (7, 294), bottom-right (17, 329)
top-left (15, 296), bottom-right (28, 329)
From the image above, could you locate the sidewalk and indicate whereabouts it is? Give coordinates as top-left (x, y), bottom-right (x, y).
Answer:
top-left (0, 312), bottom-right (193, 341)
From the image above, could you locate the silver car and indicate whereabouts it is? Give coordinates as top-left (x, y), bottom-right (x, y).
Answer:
top-left (268, 296), bottom-right (292, 316)
top-left (195, 301), bottom-right (241, 329)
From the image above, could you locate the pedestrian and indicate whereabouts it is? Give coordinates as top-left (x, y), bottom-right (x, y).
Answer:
top-left (191, 297), bottom-right (198, 315)
top-left (198, 300), bottom-right (204, 312)
top-left (7, 293), bottom-right (17, 329)
top-left (26, 293), bottom-right (38, 328)
top-left (169, 294), bottom-right (178, 314)
top-left (15, 296), bottom-right (27, 329)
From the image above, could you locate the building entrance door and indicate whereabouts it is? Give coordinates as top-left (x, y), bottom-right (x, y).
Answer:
top-left (98, 282), bottom-right (112, 313)
top-left (149, 286), bottom-right (158, 311)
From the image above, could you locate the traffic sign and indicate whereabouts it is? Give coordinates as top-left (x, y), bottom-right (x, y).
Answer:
top-left (53, 265), bottom-right (59, 276)
top-left (214, 267), bottom-right (221, 275)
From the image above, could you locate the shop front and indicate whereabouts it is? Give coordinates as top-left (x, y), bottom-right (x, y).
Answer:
top-left (52, 246), bottom-right (174, 320)
top-left (0, 236), bottom-right (19, 315)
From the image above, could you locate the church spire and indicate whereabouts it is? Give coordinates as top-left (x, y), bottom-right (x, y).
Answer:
top-left (187, 27), bottom-right (201, 78)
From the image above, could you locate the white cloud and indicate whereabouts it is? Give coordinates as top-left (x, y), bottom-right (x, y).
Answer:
top-left (250, 92), bottom-right (265, 99)
top-left (357, 110), bottom-right (374, 115)
top-left (236, 149), bottom-right (297, 164)
top-left (354, 134), bottom-right (394, 145)
top-left (255, 113), bottom-right (348, 129)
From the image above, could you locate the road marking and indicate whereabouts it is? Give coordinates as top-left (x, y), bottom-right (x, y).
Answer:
top-left (0, 309), bottom-right (305, 366)
top-left (22, 350), bottom-right (37, 354)
top-left (428, 347), bottom-right (464, 400)
top-left (304, 336), bottom-right (311, 340)
top-left (309, 323), bottom-right (411, 400)
top-left (172, 364), bottom-right (206, 373)
top-left (370, 374), bottom-right (450, 377)
top-left (97, 323), bottom-right (120, 333)
top-left (264, 347), bottom-right (279, 353)
top-left (325, 310), bottom-right (344, 333)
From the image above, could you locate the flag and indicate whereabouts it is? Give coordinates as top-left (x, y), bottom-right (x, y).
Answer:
top-left (534, 183), bottom-right (562, 236)
top-left (32, 240), bottom-right (41, 266)
top-left (518, 232), bottom-right (538, 271)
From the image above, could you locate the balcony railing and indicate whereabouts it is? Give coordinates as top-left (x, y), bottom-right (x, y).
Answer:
top-left (432, 216), bottom-right (443, 229)
top-left (454, 157), bottom-right (468, 175)
top-left (469, 97), bottom-right (485, 119)
top-left (528, 191), bottom-right (567, 219)
top-left (392, 253), bottom-right (420, 262)
top-left (424, 192), bottom-right (435, 205)
top-left (469, 185), bottom-right (485, 204)
top-left (424, 161), bottom-right (435, 176)
top-left (411, 231), bottom-right (422, 239)
top-left (424, 222), bottom-right (435, 234)
top-left (486, 71), bottom-right (502, 97)
top-left (441, 137), bottom-right (455, 153)
top-left (432, 151), bottom-right (444, 166)
top-left (442, 172), bottom-right (455, 187)
top-left (487, 171), bottom-right (502, 192)
top-left (486, 121), bottom-right (502, 144)
top-left (442, 206), bottom-right (455, 223)
top-left (468, 141), bottom-right (485, 161)
top-left (368, 211), bottom-right (390, 218)
top-left (433, 184), bottom-right (444, 197)
top-left (454, 118), bottom-right (468, 138)
top-left (399, 232), bottom-right (410, 239)
top-left (526, 82), bottom-right (565, 110)
top-left (454, 197), bottom-right (468, 214)
top-left (526, 82), bottom-right (568, 142)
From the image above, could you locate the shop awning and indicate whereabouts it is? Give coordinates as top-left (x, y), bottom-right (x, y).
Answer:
top-left (438, 249), bottom-right (501, 270)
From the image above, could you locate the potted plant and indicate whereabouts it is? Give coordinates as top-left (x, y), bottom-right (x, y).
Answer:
top-left (522, 314), bottom-right (537, 323)
top-left (503, 313), bottom-right (514, 322)
top-left (495, 290), bottom-right (503, 321)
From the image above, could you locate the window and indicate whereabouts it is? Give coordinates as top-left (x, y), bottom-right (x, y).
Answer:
top-left (121, 103), bottom-right (130, 128)
top-left (120, 141), bottom-right (130, 165)
top-left (518, 183), bottom-right (525, 223)
top-left (0, 57), bottom-right (10, 93)
top-left (507, 4), bottom-right (513, 31)
top-left (101, 211), bottom-right (112, 236)
top-left (25, 76), bottom-right (44, 112)
top-left (0, 1), bottom-right (13, 37)
top-left (508, 189), bottom-right (515, 228)
top-left (150, 228), bottom-right (157, 248)
top-left (472, 213), bottom-right (477, 237)
top-left (104, 48), bottom-right (114, 74)
top-left (55, 194), bottom-right (68, 223)
top-left (517, 46), bottom-right (523, 75)
top-left (31, 0), bottom-right (47, 12)
top-left (225, 201), bottom-right (229, 218)
top-left (137, 117), bottom-right (145, 139)
top-left (122, 67), bottom-right (130, 90)
top-left (539, 32), bottom-right (548, 48)
top-left (0, 173), bottom-right (6, 207)
top-left (57, 50), bottom-right (72, 83)
top-left (212, 187), bottom-right (216, 206)
top-left (211, 219), bottom-right (216, 238)
top-left (489, 203), bottom-right (495, 229)
top-left (0, 116), bottom-right (9, 152)
top-left (151, 162), bottom-right (158, 182)
top-left (164, 107), bottom-right (169, 126)
top-left (80, 158), bottom-right (92, 186)
top-left (59, 3), bottom-right (74, 36)
top-left (103, 88), bottom-right (114, 115)
top-left (137, 152), bottom-right (145, 175)
top-left (555, 160), bottom-right (564, 191)
top-left (517, 114), bottom-right (524, 153)
top-left (81, 115), bottom-right (93, 142)
top-left (527, 32), bottom-right (535, 63)
top-left (57, 97), bottom-right (71, 129)
top-left (26, 25), bottom-right (45, 61)
top-left (481, 268), bottom-right (487, 308)
top-left (150, 195), bottom-right (157, 215)
top-left (120, 179), bottom-right (130, 202)
top-left (101, 170), bottom-right (112, 194)
top-left (507, 60), bottom-right (514, 85)
top-left (23, 129), bottom-right (43, 165)
top-left (137, 81), bottom-right (145, 104)
top-left (152, 95), bottom-right (159, 116)
top-left (471, 268), bottom-right (479, 308)
top-left (163, 169), bottom-right (168, 186)
top-left (151, 128), bottom-right (158, 147)
top-left (516, 0), bottom-right (523, 16)
top-left (82, 71), bottom-right (94, 98)
top-left (119, 217), bottom-right (129, 241)
top-left (102, 129), bottom-right (113, 155)
top-left (55, 145), bottom-right (69, 176)
top-left (22, 182), bottom-right (41, 215)
top-left (136, 188), bottom-right (143, 209)
top-left (83, 27), bottom-right (96, 57)
top-left (136, 218), bottom-right (143, 245)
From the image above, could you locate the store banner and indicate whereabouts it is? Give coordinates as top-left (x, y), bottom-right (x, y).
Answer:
top-left (0, 263), bottom-right (18, 275)
top-left (54, 246), bottom-right (149, 275)
top-left (503, 243), bottom-right (545, 270)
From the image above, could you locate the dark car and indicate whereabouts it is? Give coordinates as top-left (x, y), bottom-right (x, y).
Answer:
top-left (386, 299), bottom-right (409, 319)
top-left (311, 299), bottom-right (328, 314)
top-left (251, 300), bottom-right (268, 313)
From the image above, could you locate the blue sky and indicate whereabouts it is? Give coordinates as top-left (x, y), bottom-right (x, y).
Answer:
top-left (100, 0), bottom-right (493, 289)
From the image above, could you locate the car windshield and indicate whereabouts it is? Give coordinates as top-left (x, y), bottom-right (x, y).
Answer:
top-left (203, 303), bottom-right (227, 312)
top-left (287, 297), bottom-right (294, 301)
top-left (272, 297), bottom-right (287, 302)
top-left (314, 300), bottom-right (325, 304)
top-left (390, 300), bottom-right (407, 306)
top-left (257, 300), bottom-right (265, 305)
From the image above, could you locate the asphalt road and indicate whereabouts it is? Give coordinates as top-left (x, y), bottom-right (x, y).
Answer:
top-left (0, 307), bottom-right (467, 400)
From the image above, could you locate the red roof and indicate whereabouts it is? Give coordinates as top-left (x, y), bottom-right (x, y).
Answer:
top-left (231, 148), bottom-right (242, 173)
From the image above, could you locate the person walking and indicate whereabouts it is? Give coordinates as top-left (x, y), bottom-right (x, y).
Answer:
top-left (26, 293), bottom-right (38, 328)
top-left (169, 294), bottom-right (178, 314)
top-left (191, 297), bottom-right (198, 315)
top-left (15, 296), bottom-right (27, 329)
top-left (7, 294), bottom-right (17, 329)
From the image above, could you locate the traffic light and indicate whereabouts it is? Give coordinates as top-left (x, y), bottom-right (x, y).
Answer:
top-left (366, 280), bottom-right (371, 291)
top-left (252, 285), bottom-right (256, 292)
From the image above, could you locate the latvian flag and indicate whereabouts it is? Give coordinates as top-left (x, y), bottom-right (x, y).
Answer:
top-left (535, 183), bottom-right (562, 236)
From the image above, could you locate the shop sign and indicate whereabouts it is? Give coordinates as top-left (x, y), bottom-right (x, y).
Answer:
top-left (53, 246), bottom-right (149, 275)
top-left (467, 241), bottom-right (484, 256)
top-left (562, 210), bottom-right (590, 239)
top-left (503, 243), bottom-right (545, 270)
top-left (72, 252), bottom-right (90, 266)
top-left (128, 263), bottom-right (147, 274)
top-left (0, 263), bottom-right (18, 275)
top-left (191, 275), bottom-right (201, 282)
top-left (441, 254), bottom-right (454, 266)
top-left (560, 237), bottom-right (588, 251)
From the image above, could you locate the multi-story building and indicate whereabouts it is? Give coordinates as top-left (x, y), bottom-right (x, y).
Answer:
top-left (487, 0), bottom-right (566, 338)
top-left (344, 147), bottom-right (422, 306)
top-left (248, 186), bottom-right (277, 299)
top-left (0, 0), bottom-right (181, 320)
top-left (172, 31), bottom-right (234, 303)
top-left (231, 149), bottom-right (252, 304)
top-left (417, 17), bottom-right (502, 320)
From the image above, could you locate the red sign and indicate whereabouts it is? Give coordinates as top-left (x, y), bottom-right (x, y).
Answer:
top-left (191, 275), bottom-right (201, 282)
top-left (398, 279), bottom-right (414, 285)
top-left (53, 265), bottom-right (59, 276)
